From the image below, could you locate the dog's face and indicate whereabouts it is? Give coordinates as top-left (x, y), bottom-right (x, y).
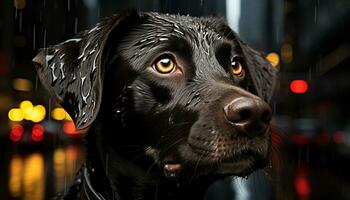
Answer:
top-left (33, 12), bottom-right (276, 182)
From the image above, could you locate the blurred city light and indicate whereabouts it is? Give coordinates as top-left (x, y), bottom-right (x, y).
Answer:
top-left (51, 108), bottom-right (67, 121)
top-left (8, 108), bottom-right (24, 121)
top-left (63, 121), bottom-right (79, 135)
top-left (8, 101), bottom-right (46, 123)
top-left (9, 124), bottom-right (24, 142)
top-left (333, 131), bottom-right (345, 144)
top-left (53, 148), bottom-right (66, 192)
top-left (20, 100), bottom-right (34, 120)
top-left (30, 105), bottom-right (46, 123)
top-left (290, 80), bottom-right (309, 94)
top-left (12, 78), bottom-right (32, 92)
top-left (266, 52), bottom-right (280, 67)
top-left (13, 0), bottom-right (26, 9)
top-left (65, 113), bottom-right (73, 121)
top-left (295, 166), bottom-right (310, 200)
top-left (281, 43), bottom-right (293, 63)
top-left (22, 153), bottom-right (45, 200)
top-left (31, 124), bottom-right (44, 142)
top-left (9, 155), bottom-right (23, 198)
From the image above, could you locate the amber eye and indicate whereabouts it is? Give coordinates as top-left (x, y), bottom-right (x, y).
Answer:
top-left (230, 59), bottom-right (244, 76)
top-left (153, 55), bottom-right (176, 74)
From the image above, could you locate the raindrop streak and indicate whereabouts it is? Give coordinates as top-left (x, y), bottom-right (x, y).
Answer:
top-left (35, 75), bottom-right (39, 90)
top-left (75, 18), bottom-right (78, 34)
top-left (43, 29), bottom-right (47, 48)
top-left (314, 6), bottom-right (317, 23)
top-left (33, 25), bottom-right (36, 50)
top-left (308, 67), bottom-right (312, 82)
top-left (67, 0), bottom-right (70, 11)
top-left (275, 27), bottom-right (279, 44)
top-left (15, 8), bottom-right (18, 19)
top-left (306, 147), bottom-right (309, 163)
top-left (105, 153), bottom-right (109, 176)
top-left (97, 5), bottom-right (101, 19)
top-left (19, 11), bottom-right (22, 32)
top-left (64, 176), bottom-right (67, 194)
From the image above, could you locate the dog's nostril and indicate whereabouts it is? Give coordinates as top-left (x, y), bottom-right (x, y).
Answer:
top-left (224, 97), bottom-right (272, 137)
top-left (239, 108), bottom-right (251, 122)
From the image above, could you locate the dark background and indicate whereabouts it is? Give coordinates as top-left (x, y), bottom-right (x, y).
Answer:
top-left (1, 0), bottom-right (350, 199)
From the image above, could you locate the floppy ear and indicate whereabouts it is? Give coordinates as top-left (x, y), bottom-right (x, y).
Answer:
top-left (242, 46), bottom-right (277, 103)
top-left (33, 12), bottom-right (140, 130)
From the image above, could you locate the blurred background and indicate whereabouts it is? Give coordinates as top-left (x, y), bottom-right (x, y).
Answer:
top-left (1, 0), bottom-right (350, 199)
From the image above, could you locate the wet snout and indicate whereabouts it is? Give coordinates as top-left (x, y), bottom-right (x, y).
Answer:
top-left (224, 96), bottom-right (272, 138)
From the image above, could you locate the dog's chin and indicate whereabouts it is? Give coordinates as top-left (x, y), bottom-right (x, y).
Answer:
top-left (160, 143), bottom-right (268, 181)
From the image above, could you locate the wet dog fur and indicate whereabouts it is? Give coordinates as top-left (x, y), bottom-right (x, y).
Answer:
top-left (33, 11), bottom-right (277, 200)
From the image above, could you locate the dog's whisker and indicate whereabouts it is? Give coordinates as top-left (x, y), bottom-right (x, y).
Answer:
top-left (188, 152), bottom-right (205, 184)
top-left (160, 137), bottom-right (185, 155)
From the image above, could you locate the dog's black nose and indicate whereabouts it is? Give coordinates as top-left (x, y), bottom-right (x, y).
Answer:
top-left (224, 97), bottom-right (272, 137)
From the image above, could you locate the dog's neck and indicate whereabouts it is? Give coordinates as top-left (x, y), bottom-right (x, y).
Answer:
top-left (84, 126), bottom-right (214, 200)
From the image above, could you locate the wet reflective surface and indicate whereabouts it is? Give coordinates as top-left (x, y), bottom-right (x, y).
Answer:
top-left (1, 132), bottom-right (350, 200)
top-left (0, 140), bottom-right (85, 200)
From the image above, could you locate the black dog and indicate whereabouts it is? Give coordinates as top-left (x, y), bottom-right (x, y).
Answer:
top-left (33, 11), bottom-right (276, 200)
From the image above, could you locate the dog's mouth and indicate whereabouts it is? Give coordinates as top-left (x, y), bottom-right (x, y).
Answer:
top-left (159, 141), bottom-right (269, 181)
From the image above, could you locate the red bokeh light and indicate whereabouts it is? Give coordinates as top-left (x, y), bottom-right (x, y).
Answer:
top-left (295, 176), bottom-right (310, 200)
top-left (32, 124), bottom-right (44, 142)
top-left (333, 131), bottom-right (345, 144)
top-left (292, 134), bottom-right (309, 146)
top-left (10, 124), bottom-right (24, 142)
top-left (295, 165), bottom-right (310, 200)
top-left (290, 80), bottom-right (308, 94)
top-left (315, 133), bottom-right (330, 145)
top-left (63, 121), bottom-right (79, 135)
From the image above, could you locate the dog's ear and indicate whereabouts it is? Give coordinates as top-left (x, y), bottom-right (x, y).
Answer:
top-left (242, 46), bottom-right (277, 103)
top-left (32, 11), bottom-right (140, 130)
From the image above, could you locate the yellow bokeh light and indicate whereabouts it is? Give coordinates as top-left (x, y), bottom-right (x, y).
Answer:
top-left (13, 78), bottom-right (33, 92)
top-left (266, 52), bottom-right (280, 67)
top-left (30, 105), bottom-right (46, 123)
top-left (8, 108), bottom-right (24, 121)
top-left (9, 155), bottom-right (23, 198)
top-left (20, 100), bottom-right (34, 120)
top-left (14, 0), bottom-right (26, 9)
top-left (51, 108), bottom-right (66, 121)
top-left (8, 101), bottom-right (47, 122)
top-left (281, 43), bottom-right (293, 63)
top-left (65, 112), bottom-right (73, 121)
top-left (23, 153), bottom-right (45, 200)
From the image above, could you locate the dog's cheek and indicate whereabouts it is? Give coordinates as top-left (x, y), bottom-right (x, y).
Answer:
top-left (130, 79), bottom-right (158, 113)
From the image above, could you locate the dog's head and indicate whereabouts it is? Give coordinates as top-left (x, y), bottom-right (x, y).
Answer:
top-left (33, 11), bottom-right (276, 182)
